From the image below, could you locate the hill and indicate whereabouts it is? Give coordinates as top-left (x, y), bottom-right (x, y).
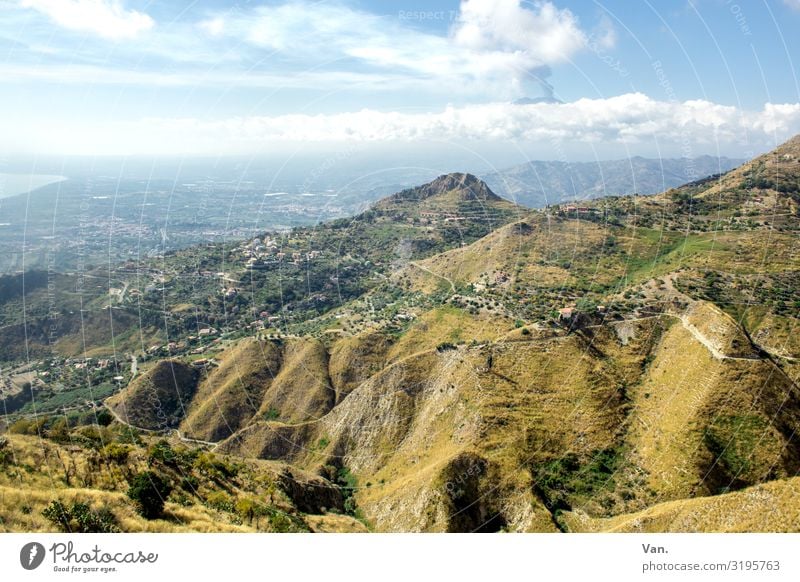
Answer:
top-left (180, 337), bottom-right (335, 441)
top-left (564, 476), bottom-right (800, 532)
top-left (0, 433), bottom-right (363, 533)
top-left (107, 361), bottom-right (199, 431)
top-left (2, 136), bottom-right (800, 532)
top-left (215, 308), bottom-right (799, 531)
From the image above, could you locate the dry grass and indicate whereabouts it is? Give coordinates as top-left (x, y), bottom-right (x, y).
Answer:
top-left (564, 477), bottom-right (800, 533)
top-left (386, 306), bottom-right (513, 363)
top-left (627, 322), bottom-right (723, 499)
top-left (0, 485), bottom-right (251, 533)
top-left (181, 338), bottom-right (282, 441)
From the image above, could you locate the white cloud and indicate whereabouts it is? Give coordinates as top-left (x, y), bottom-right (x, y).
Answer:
top-left (453, 0), bottom-right (586, 63)
top-left (20, 0), bottom-right (153, 40)
top-left (19, 93), bottom-right (798, 155)
top-left (199, 16), bottom-right (225, 37)
top-left (784, 0), bottom-right (800, 11)
top-left (149, 94), bottom-right (800, 144)
top-left (195, 1), bottom-right (595, 99)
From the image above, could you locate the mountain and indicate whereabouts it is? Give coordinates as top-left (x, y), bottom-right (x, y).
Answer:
top-left (1, 137), bottom-right (799, 532)
top-left (512, 96), bottom-right (563, 105)
top-left (375, 172), bottom-right (506, 208)
top-left (483, 155), bottom-right (745, 207)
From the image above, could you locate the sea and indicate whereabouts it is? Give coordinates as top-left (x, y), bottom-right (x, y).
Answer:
top-left (0, 173), bottom-right (67, 199)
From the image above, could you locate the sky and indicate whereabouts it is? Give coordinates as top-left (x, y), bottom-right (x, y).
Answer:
top-left (2, 0), bottom-right (800, 162)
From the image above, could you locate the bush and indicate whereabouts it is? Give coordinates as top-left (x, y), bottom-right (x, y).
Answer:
top-left (193, 452), bottom-right (238, 479)
top-left (42, 500), bottom-right (119, 533)
top-left (113, 426), bottom-right (143, 445)
top-left (0, 437), bottom-right (12, 466)
top-left (532, 448), bottom-right (619, 512)
top-left (336, 467), bottom-right (358, 515)
top-left (205, 491), bottom-right (234, 513)
top-left (93, 409), bottom-right (114, 427)
top-left (148, 440), bottom-right (178, 467)
top-left (127, 471), bottom-right (172, 519)
top-left (102, 443), bottom-right (131, 464)
top-left (8, 417), bottom-right (47, 436)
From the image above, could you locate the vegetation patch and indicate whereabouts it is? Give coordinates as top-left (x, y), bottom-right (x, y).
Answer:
top-left (704, 414), bottom-right (770, 489)
top-left (42, 500), bottom-right (119, 533)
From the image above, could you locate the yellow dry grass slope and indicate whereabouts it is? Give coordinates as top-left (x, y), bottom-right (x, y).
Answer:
top-left (0, 433), bottom-right (361, 533)
top-left (627, 305), bottom-right (800, 503)
top-left (328, 331), bottom-right (393, 405)
top-left (386, 305), bottom-right (514, 363)
top-left (219, 318), bottom-right (667, 531)
top-left (181, 338), bottom-right (283, 441)
top-left (627, 320), bottom-right (725, 499)
top-left (107, 360), bottom-right (198, 431)
top-left (564, 477), bottom-right (800, 532)
top-left (211, 301), bottom-right (800, 532)
top-left (409, 217), bottom-right (609, 291)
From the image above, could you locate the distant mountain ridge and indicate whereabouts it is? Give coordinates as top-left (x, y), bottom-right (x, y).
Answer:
top-left (483, 155), bottom-right (745, 207)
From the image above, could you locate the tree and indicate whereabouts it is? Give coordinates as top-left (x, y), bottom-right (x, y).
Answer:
top-left (127, 471), bottom-right (172, 519)
top-left (575, 297), bottom-right (598, 315)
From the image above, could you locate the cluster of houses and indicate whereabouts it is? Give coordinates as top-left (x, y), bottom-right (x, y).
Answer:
top-left (68, 357), bottom-right (114, 371)
top-left (144, 328), bottom-right (221, 357)
top-left (237, 237), bottom-right (324, 270)
top-left (417, 211), bottom-right (469, 224)
top-left (561, 206), bottom-right (600, 215)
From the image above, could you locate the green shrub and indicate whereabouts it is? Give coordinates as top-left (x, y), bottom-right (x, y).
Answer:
top-left (205, 491), bottom-right (234, 513)
top-left (193, 452), bottom-right (237, 479)
top-left (101, 443), bottom-right (131, 464)
top-left (704, 414), bottom-right (767, 481)
top-left (127, 471), bottom-right (172, 519)
top-left (336, 467), bottom-right (358, 515)
top-left (532, 448), bottom-right (619, 511)
top-left (8, 417), bottom-right (47, 436)
top-left (148, 440), bottom-right (178, 466)
top-left (42, 500), bottom-right (119, 533)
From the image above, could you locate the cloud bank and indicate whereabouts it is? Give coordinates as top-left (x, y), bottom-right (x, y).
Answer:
top-left (23, 94), bottom-right (799, 155)
top-left (142, 94), bottom-right (800, 143)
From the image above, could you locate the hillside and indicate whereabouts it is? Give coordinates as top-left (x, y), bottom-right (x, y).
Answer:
top-left (215, 308), bottom-right (799, 531)
top-left (2, 136), bottom-right (800, 533)
top-left (564, 476), bottom-right (800, 532)
top-left (0, 432), bottom-right (363, 533)
top-left (180, 337), bottom-right (334, 441)
top-left (107, 361), bottom-right (199, 431)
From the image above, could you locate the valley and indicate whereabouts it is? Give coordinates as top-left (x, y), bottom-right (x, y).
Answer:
top-left (1, 137), bottom-right (799, 533)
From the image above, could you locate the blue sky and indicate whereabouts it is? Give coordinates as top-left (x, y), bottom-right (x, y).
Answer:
top-left (2, 0), bottom-right (800, 159)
